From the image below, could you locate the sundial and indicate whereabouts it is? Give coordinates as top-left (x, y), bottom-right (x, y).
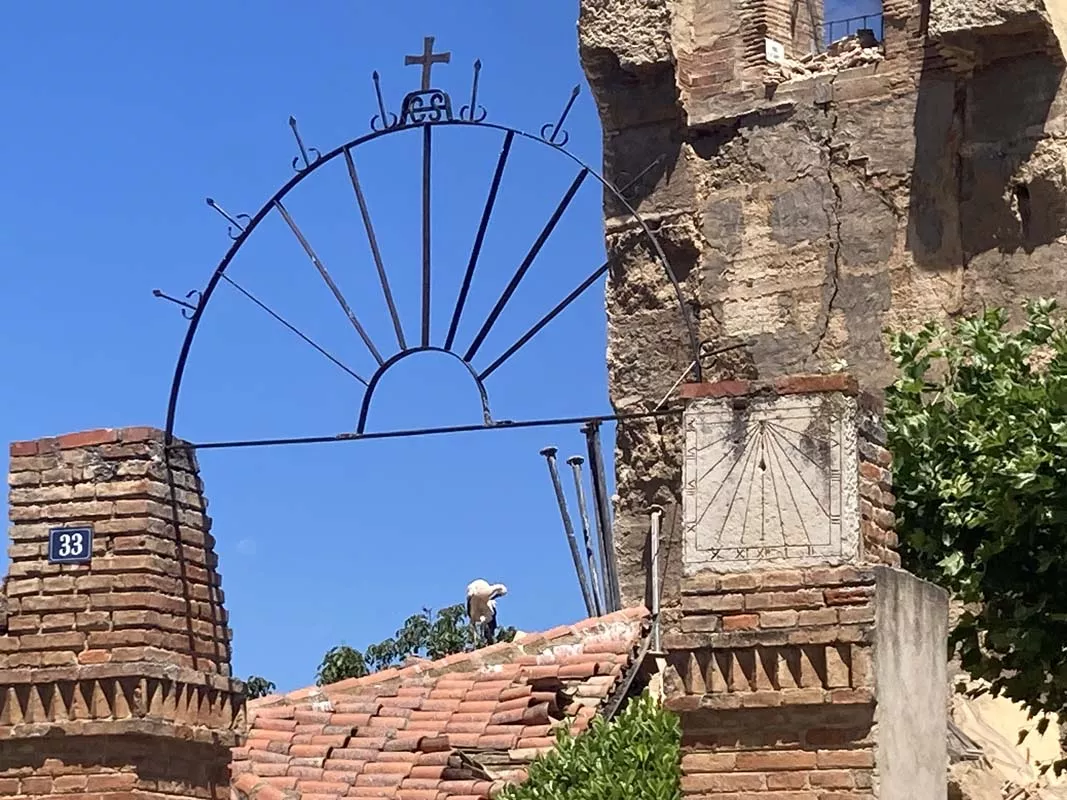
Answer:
top-left (682, 393), bottom-right (860, 572)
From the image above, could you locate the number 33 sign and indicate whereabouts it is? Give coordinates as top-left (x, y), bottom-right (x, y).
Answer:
top-left (48, 526), bottom-right (94, 564)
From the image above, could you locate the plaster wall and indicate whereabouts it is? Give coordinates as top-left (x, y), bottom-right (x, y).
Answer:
top-left (872, 566), bottom-right (949, 799)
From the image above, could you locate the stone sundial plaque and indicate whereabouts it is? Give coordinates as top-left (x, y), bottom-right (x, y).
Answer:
top-left (682, 392), bottom-right (860, 574)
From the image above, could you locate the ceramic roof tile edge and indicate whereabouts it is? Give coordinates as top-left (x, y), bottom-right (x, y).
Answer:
top-left (231, 771), bottom-right (299, 800)
top-left (249, 607), bottom-right (651, 714)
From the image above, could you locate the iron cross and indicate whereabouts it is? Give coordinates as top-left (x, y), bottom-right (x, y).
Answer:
top-left (405, 36), bottom-right (451, 91)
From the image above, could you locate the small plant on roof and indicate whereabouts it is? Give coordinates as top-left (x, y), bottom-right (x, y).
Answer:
top-left (499, 690), bottom-right (681, 800)
top-left (316, 644), bottom-right (369, 685)
top-left (317, 604), bottom-right (517, 684)
top-left (244, 675), bottom-right (276, 700)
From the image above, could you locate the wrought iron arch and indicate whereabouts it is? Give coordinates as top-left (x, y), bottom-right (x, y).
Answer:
top-left (159, 36), bottom-right (703, 450)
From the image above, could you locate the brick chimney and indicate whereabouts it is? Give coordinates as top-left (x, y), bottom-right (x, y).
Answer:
top-left (664, 375), bottom-right (948, 799)
top-left (1, 427), bottom-right (243, 799)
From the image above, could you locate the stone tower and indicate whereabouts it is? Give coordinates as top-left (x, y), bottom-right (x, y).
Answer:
top-left (577, 0), bottom-right (1067, 655)
top-left (565, 0), bottom-right (1067, 794)
top-left (0, 427), bottom-right (243, 800)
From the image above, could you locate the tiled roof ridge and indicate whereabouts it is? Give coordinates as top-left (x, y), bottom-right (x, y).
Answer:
top-left (232, 607), bottom-right (650, 800)
top-left (252, 606), bottom-right (650, 711)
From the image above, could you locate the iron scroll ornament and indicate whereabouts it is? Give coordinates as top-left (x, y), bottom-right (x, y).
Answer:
top-left (160, 36), bottom-right (703, 449)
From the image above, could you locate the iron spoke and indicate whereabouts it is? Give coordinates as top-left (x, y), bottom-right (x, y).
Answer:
top-left (445, 129), bottom-right (514, 351)
top-left (220, 274), bottom-right (369, 386)
top-left (421, 125), bottom-right (433, 347)
top-left (274, 199), bottom-right (385, 366)
top-left (463, 168), bottom-right (589, 362)
top-left (478, 258), bottom-right (611, 381)
top-left (344, 147), bottom-right (407, 350)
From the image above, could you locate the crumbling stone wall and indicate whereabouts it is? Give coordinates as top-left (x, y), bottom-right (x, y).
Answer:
top-left (580, 0), bottom-right (1067, 609)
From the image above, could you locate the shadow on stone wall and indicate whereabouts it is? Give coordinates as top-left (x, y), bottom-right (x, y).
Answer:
top-left (908, 33), bottom-right (1065, 269)
top-left (578, 47), bottom-right (684, 215)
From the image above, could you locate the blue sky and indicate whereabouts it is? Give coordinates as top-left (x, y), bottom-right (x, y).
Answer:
top-left (0, 1), bottom-right (874, 692)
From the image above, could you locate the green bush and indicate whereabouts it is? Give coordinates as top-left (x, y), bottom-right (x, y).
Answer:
top-left (244, 675), bottom-right (276, 699)
top-left (316, 644), bottom-right (369, 685)
top-left (317, 604), bottom-right (517, 685)
top-left (885, 299), bottom-right (1067, 767)
top-left (500, 690), bottom-right (681, 800)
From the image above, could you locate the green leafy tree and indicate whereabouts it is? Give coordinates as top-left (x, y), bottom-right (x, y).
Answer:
top-left (244, 675), bottom-right (276, 700)
top-left (885, 298), bottom-right (1067, 764)
top-left (317, 604), bottom-right (517, 684)
top-left (500, 690), bottom-right (681, 800)
top-left (316, 645), bottom-right (369, 685)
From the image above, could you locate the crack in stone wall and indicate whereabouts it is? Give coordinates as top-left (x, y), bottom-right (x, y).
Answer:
top-left (814, 77), bottom-right (844, 360)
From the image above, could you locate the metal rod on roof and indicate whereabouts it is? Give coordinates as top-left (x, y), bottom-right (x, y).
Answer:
top-left (540, 446), bottom-right (596, 617)
top-left (582, 420), bottom-right (621, 612)
top-left (649, 504), bottom-right (664, 653)
top-left (567, 454), bottom-right (603, 617)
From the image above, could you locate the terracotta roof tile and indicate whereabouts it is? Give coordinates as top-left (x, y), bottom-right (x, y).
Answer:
top-left (232, 607), bottom-right (649, 800)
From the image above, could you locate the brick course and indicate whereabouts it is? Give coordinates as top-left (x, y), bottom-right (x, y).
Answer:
top-left (3, 428), bottom-right (230, 673)
top-left (680, 703), bottom-right (876, 799)
top-left (666, 566), bottom-right (877, 710)
top-left (856, 401), bottom-right (900, 567)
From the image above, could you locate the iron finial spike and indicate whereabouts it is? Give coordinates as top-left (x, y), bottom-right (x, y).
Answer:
top-left (541, 84), bottom-right (581, 146)
top-left (370, 70), bottom-right (398, 131)
top-left (372, 71), bottom-right (387, 118)
top-left (289, 115), bottom-right (311, 170)
top-left (205, 197), bottom-right (249, 239)
top-left (153, 287), bottom-right (202, 319)
top-left (461, 58), bottom-right (484, 122)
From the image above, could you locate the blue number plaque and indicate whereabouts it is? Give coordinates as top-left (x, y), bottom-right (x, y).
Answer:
top-left (47, 526), bottom-right (93, 564)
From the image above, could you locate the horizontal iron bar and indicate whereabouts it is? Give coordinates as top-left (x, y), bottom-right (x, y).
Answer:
top-left (824, 12), bottom-right (882, 27)
top-left (175, 408), bottom-right (683, 451)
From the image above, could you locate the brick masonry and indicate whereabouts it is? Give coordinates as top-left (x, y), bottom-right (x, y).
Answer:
top-left (666, 565), bottom-right (879, 797)
top-left (1, 427), bottom-right (245, 800)
top-left (856, 398), bottom-right (899, 568)
top-left (672, 0), bottom-right (825, 110)
top-left (666, 565), bottom-right (876, 707)
top-left (3, 427), bottom-right (230, 673)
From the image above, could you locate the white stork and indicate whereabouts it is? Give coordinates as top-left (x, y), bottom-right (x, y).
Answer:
top-left (466, 579), bottom-right (507, 645)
